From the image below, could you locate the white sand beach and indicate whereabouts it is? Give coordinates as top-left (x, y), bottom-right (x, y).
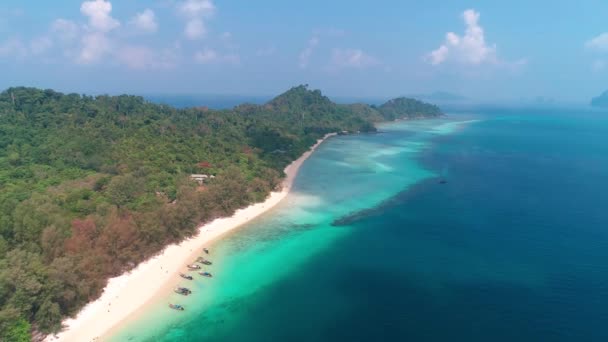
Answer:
top-left (45, 133), bottom-right (336, 342)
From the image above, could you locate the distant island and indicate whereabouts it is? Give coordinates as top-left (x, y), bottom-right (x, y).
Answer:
top-left (0, 85), bottom-right (441, 341)
top-left (408, 91), bottom-right (469, 104)
top-left (591, 90), bottom-right (608, 107)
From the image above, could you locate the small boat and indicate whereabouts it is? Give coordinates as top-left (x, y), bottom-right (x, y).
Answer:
top-left (187, 264), bottom-right (201, 270)
top-left (203, 248), bottom-right (210, 254)
top-left (179, 273), bottom-right (193, 280)
top-left (174, 287), bottom-right (192, 295)
top-left (199, 272), bottom-right (213, 278)
top-left (196, 257), bottom-right (212, 265)
top-left (169, 303), bottom-right (184, 311)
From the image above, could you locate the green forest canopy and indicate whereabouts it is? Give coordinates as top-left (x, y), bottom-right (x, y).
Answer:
top-left (0, 85), bottom-right (442, 339)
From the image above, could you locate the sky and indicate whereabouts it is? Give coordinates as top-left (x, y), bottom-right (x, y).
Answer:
top-left (1, 0), bottom-right (608, 102)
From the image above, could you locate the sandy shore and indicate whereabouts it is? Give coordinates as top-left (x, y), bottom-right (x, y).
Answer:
top-left (45, 133), bottom-right (336, 342)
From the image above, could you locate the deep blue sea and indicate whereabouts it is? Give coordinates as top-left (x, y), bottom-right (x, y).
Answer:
top-left (112, 107), bottom-right (608, 342)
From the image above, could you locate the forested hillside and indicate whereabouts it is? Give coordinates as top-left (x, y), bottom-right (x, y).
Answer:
top-left (0, 85), bottom-right (441, 340)
top-left (377, 97), bottom-right (443, 120)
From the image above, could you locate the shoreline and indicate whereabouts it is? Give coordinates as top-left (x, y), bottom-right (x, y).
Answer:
top-left (45, 133), bottom-right (336, 342)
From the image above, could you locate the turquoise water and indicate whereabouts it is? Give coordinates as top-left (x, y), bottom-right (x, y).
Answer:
top-left (111, 108), bottom-right (608, 341)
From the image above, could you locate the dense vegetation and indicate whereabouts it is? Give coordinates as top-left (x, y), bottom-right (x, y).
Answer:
top-left (0, 85), bottom-right (441, 339)
top-left (376, 97), bottom-right (443, 121)
top-left (591, 90), bottom-right (608, 108)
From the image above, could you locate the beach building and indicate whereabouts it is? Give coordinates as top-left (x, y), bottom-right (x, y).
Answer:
top-left (190, 174), bottom-right (215, 185)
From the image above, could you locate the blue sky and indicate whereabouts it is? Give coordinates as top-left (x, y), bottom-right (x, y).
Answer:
top-left (1, 0), bottom-right (608, 101)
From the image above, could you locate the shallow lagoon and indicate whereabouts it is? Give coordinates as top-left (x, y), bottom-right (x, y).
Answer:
top-left (112, 109), bottom-right (608, 341)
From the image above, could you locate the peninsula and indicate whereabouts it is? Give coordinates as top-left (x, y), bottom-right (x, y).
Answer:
top-left (0, 85), bottom-right (441, 341)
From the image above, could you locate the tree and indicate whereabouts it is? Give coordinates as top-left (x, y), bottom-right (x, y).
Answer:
top-left (34, 299), bottom-right (62, 332)
top-left (0, 310), bottom-right (30, 342)
top-left (105, 174), bottom-right (143, 208)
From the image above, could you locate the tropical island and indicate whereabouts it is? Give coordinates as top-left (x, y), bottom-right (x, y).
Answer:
top-left (591, 90), bottom-right (608, 108)
top-left (0, 85), bottom-right (442, 341)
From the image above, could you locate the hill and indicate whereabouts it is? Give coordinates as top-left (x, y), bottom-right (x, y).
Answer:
top-left (377, 97), bottom-right (444, 121)
top-left (0, 85), bottom-right (441, 340)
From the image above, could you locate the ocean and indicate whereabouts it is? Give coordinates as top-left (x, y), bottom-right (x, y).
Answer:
top-left (110, 107), bottom-right (608, 341)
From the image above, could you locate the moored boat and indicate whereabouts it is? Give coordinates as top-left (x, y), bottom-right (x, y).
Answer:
top-left (187, 264), bottom-right (201, 270)
top-left (199, 271), bottom-right (213, 278)
top-left (179, 273), bottom-right (193, 280)
top-left (196, 257), bottom-right (212, 265)
top-left (169, 303), bottom-right (184, 311)
top-left (174, 287), bottom-right (192, 295)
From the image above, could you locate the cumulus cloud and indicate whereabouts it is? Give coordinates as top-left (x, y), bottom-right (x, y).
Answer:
top-left (256, 46), bottom-right (276, 57)
top-left (584, 32), bottom-right (608, 71)
top-left (4, 0), bottom-right (227, 70)
top-left (329, 48), bottom-right (379, 69)
top-left (52, 19), bottom-right (79, 42)
top-left (428, 9), bottom-right (498, 66)
top-left (0, 36), bottom-right (55, 60)
top-left (586, 33), bottom-right (608, 51)
top-left (178, 0), bottom-right (215, 40)
top-left (0, 38), bottom-right (28, 59)
top-left (76, 0), bottom-right (121, 64)
top-left (78, 33), bottom-right (112, 64)
top-left (73, 1), bottom-right (180, 69)
top-left (80, 0), bottom-right (120, 33)
top-left (194, 48), bottom-right (239, 65)
top-left (299, 36), bottom-right (319, 69)
top-left (130, 9), bottom-right (158, 33)
top-left (115, 45), bottom-right (177, 69)
top-left (185, 19), bottom-right (206, 40)
top-left (29, 37), bottom-right (53, 55)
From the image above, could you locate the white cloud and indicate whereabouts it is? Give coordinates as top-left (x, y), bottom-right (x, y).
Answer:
top-left (178, 0), bottom-right (215, 17)
top-left (427, 9), bottom-right (498, 66)
top-left (76, 0), bottom-right (119, 63)
top-left (256, 46), bottom-right (276, 57)
top-left (115, 45), bottom-right (176, 69)
top-left (586, 33), bottom-right (608, 51)
top-left (429, 45), bottom-right (448, 65)
top-left (583, 33), bottom-right (608, 71)
top-left (329, 48), bottom-right (379, 70)
top-left (185, 19), bottom-right (206, 39)
top-left (0, 38), bottom-right (28, 59)
top-left (0, 36), bottom-right (55, 60)
top-left (52, 19), bottom-right (79, 42)
top-left (178, 0), bottom-right (215, 40)
top-left (194, 48), bottom-right (239, 65)
top-left (29, 37), bottom-right (53, 55)
top-left (78, 32), bottom-right (112, 64)
top-left (299, 36), bottom-right (319, 69)
top-left (80, 0), bottom-right (120, 33)
top-left (130, 9), bottom-right (158, 33)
